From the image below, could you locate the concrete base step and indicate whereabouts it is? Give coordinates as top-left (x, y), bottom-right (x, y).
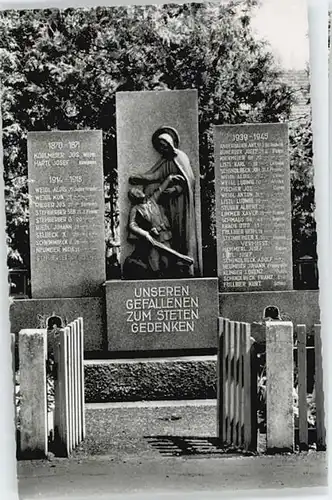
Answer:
top-left (86, 399), bottom-right (217, 409)
top-left (84, 355), bottom-right (217, 403)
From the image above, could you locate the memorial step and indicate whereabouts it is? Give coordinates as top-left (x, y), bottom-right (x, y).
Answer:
top-left (84, 355), bottom-right (217, 404)
top-left (86, 398), bottom-right (217, 410)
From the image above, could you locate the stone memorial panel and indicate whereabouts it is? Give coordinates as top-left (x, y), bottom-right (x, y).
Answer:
top-left (28, 130), bottom-right (105, 298)
top-left (116, 90), bottom-right (203, 278)
top-left (214, 123), bottom-right (293, 292)
top-left (106, 278), bottom-right (218, 351)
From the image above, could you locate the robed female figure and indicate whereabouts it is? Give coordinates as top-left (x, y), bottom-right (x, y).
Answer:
top-left (129, 127), bottom-right (202, 277)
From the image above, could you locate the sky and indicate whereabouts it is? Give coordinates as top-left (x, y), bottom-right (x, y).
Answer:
top-left (251, 0), bottom-right (309, 70)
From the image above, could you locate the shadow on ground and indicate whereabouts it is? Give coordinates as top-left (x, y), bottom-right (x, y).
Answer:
top-left (144, 435), bottom-right (257, 457)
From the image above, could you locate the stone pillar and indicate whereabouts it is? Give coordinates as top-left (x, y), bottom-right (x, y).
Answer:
top-left (266, 321), bottom-right (294, 452)
top-left (19, 329), bottom-right (48, 458)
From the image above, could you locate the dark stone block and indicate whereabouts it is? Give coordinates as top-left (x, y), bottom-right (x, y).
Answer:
top-left (106, 278), bottom-right (219, 352)
top-left (27, 130), bottom-right (105, 298)
top-left (84, 357), bottom-right (217, 403)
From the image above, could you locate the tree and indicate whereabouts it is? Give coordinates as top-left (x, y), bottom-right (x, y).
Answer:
top-left (289, 116), bottom-right (316, 261)
top-left (286, 63), bottom-right (316, 267)
top-left (1, 1), bottom-right (301, 277)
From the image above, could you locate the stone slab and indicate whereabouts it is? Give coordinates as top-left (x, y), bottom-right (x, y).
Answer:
top-left (266, 322), bottom-right (294, 452)
top-left (116, 90), bottom-right (203, 275)
top-left (19, 329), bottom-right (48, 458)
top-left (27, 130), bottom-right (105, 298)
top-left (82, 348), bottom-right (314, 406)
top-left (10, 297), bottom-right (105, 352)
top-left (214, 123), bottom-right (293, 292)
top-left (106, 278), bottom-right (218, 352)
top-left (84, 356), bottom-right (217, 403)
top-left (219, 290), bottom-right (320, 331)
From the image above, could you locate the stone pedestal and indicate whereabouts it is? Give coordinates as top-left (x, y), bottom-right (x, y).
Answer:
top-left (266, 321), bottom-right (294, 452)
top-left (27, 130), bottom-right (105, 298)
top-left (219, 289), bottom-right (320, 330)
top-left (10, 297), bottom-right (105, 352)
top-left (106, 278), bottom-right (218, 352)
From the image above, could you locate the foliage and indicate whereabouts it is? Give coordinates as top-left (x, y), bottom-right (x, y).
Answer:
top-left (289, 115), bottom-right (316, 261)
top-left (257, 351), bottom-right (316, 433)
top-left (0, 1), bottom-right (311, 275)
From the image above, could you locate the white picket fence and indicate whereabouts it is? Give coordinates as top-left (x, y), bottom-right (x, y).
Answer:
top-left (295, 324), bottom-right (326, 450)
top-left (53, 317), bottom-right (85, 456)
top-left (13, 317), bottom-right (85, 458)
top-left (218, 317), bottom-right (326, 453)
top-left (217, 317), bottom-right (257, 451)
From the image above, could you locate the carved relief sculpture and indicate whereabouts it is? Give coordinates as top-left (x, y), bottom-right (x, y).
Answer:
top-left (125, 126), bottom-right (201, 279)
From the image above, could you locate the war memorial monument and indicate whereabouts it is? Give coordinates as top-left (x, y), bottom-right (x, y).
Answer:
top-left (9, 89), bottom-right (320, 402)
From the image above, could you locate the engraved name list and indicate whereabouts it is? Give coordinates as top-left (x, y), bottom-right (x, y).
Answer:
top-left (214, 124), bottom-right (293, 292)
top-left (28, 130), bottom-right (105, 298)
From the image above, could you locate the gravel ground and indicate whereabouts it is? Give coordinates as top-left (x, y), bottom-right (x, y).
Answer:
top-left (75, 401), bottom-right (218, 458)
top-left (17, 401), bottom-right (328, 499)
top-left (18, 451), bottom-right (328, 499)
top-left (72, 400), bottom-right (266, 458)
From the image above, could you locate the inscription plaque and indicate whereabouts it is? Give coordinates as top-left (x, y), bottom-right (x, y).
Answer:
top-left (106, 278), bottom-right (218, 351)
top-left (214, 123), bottom-right (293, 292)
top-left (28, 130), bottom-right (105, 298)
